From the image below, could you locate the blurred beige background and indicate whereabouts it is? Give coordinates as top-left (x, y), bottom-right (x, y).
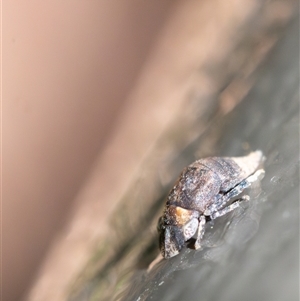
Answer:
top-left (3, 1), bottom-right (174, 300)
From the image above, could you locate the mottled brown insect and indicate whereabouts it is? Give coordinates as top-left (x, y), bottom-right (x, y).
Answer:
top-left (158, 151), bottom-right (265, 258)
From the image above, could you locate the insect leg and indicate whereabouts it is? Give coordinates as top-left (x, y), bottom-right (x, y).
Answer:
top-left (205, 169), bottom-right (264, 215)
top-left (210, 195), bottom-right (250, 220)
top-left (194, 215), bottom-right (206, 250)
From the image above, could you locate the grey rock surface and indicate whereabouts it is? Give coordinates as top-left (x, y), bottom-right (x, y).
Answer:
top-left (121, 16), bottom-right (299, 301)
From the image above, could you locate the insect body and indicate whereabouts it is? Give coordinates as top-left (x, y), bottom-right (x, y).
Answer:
top-left (158, 151), bottom-right (265, 258)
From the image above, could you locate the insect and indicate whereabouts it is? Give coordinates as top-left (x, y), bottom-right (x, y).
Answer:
top-left (157, 150), bottom-right (265, 258)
